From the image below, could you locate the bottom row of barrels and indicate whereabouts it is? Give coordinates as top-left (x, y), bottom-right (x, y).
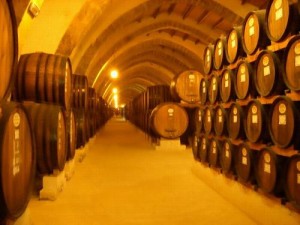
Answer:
top-left (0, 101), bottom-right (111, 221)
top-left (192, 135), bottom-right (300, 208)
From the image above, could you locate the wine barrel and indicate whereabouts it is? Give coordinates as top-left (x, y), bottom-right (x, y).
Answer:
top-left (170, 70), bottom-right (202, 104)
top-left (254, 50), bottom-right (286, 97)
top-left (285, 154), bottom-right (300, 207)
top-left (226, 26), bottom-right (246, 63)
top-left (199, 136), bottom-right (210, 163)
top-left (72, 74), bottom-right (89, 109)
top-left (150, 102), bottom-right (188, 139)
top-left (73, 109), bottom-right (88, 148)
top-left (192, 134), bottom-right (200, 161)
top-left (0, 101), bottom-right (34, 220)
top-left (235, 60), bottom-right (255, 100)
top-left (147, 85), bottom-right (172, 110)
top-left (283, 35), bottom-right (300, 91)
top-left (235, 143), bottom-right (256, 183)
top-left (242, 10), bottom-right (270, 55)
top-left (245, 100), bottom-right (270, 143)
top-left (194, 107), bottom-right (204, 135)
top-left (208, 138), bottom-right (221, 168)
top-left (220, 139), bottom-right (236, 174)
top-left (255, 148), bottom-right (285, 195)
top-left (14, 53), bottom-right (72, 110)
top-left (213, 37), bottom-right (228, 70)
top-left (220, 68), bottom-right (235, 103)
top-left (266, 0), bottom-right (300, 42)
top-left (208, 74), bottom-right (219, 104)
top-left (269, 96), bottom-right (300, 149)
top-left (199, 78), bottom-right (209, 105)
top-left (0, 0), bottom-right (18, 101)
top-left (88, 87), bottom-right (97, 111)
top-left (203, 106), bottom-right (214, 135)
top-left (214, 105), bottom-right (227, 136)
top-left (65, 109), bottom-right (77, 160)
top-left (227, 103), bottom-right (245, 140)
top-left (203, 44), bottom-right (214, 75)
top-left (24, 103), bottom-right (67, 174)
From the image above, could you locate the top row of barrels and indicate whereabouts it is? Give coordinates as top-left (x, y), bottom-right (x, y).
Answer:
top-left (204, 0), bottom-right (300, 74)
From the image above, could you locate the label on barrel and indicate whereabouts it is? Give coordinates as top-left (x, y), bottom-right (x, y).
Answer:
top-left (264, 66), bottom-right (270, 76)
top-left (279, 115), bottom-right (286, 125)
top-left (233, 115), bottom-right (237, 123)
top-left (168, 108), bottom-right (174, 117)
top-left (13, 113), bottom-right (21, 127)
top-left (194, 138), bottom-right (198, 147)
top-left (295, 55), bottom-right (300, 67)
top-left (13, 129), bottom-right (21, 176)
top-left (213, 146), bottom-right (216, 154)
top-left (213, 84), bottom-right (216, 91)
top-left (240, 74), bottom-right (246, 82)
top-left (275, 8), bottom-right (283, 21)
top-left (252, 115), bottom-right (258, 124)
top-left (249, 26), bottom-right (255, 37)
top-left (207, 115), bottom-right (211, 123)
top-left (219, 115), bottom-right (222, 123)
top-left (226, 150), bottom-right (229, 158)
top-left (264, 163), bottom-right (271, 173)
top-left (242, 156), bottom-right (247, 165)
top-left (231, 39), bottom-right (236, 48)
top-left (225, 80), bottom-right (229, 88)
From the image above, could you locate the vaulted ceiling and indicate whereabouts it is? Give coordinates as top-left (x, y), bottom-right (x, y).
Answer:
top-left (13, 0), bottom-right (268, 106)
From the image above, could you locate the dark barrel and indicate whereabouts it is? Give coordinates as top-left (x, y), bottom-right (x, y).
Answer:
top-left (192, 134), bottom-right (200, 161)
top-left (14, 53), bottom-right (72, 110)
top-left (226, 26), bottom-right (245, 63)
top-left (88, 87), bottom-right (97, 111)
top-left (203, 106), bottom-right (214, 135)
top-left (65, 109), bottom-right (77, 160)
top-left (72, 74), bottom-right (89, 110)
top-left (227, 102), bottom-right (245, 140)
top-left (24, 103), bottom-right (67, 175)
top-left (208, 74), bottom-right (219, 104)
top-left (285, 154), bottom-right (300, 207)
top-left (220, 139), bottom-right (236, 174)
top-left (220, 68), bottom-right (235, 103)
top-left (266, 0), bottom-right (300, 42)
top-left (146, 85), bottom-right (172, 110)
top-left (150, 102), bottom-right (188, 139)
top-left (213, 37), bottom-right (228, 70)
top-left (73, 109), bottom-right (88, 148)
top-left (170, 70), bottom-right (202, 104)
top-left (214, 104), bottom-right (227, 136)
top-left (208, 138), bottom-right (221, 168)
top-left (242, 10), bottom-right (270, 55)
top-left (203, 44), bottom-right (214, 75)
top-left (0, 0), bottom-right (18, 100)
top-left (199, 136), bottom-right (210, 163)
top-left (235, 60), bottom-right (255, 100)
top-left (235, 143), bottom-right (256, 183)
top-left (199, 78), bottom-right (209, 105)
top-left (283, 35), bottom-right (300, 91)
top-left (269, 96), bottom-right (300, 149)
top-left (194, 107), bottom-right (204, 135)
top-left (0, 101), bottom-right (34, 220)
top-left (245, 100), bottom-right (270, 143)
top-left (255, 148), bottom-right (285, 195)
top-left (254, 50), bottom-right (286, 97)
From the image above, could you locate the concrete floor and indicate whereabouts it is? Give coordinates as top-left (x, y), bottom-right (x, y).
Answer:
top-left (24, 117), bottom-right (299, 225)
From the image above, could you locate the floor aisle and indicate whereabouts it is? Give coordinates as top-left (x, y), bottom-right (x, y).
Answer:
top-left (28, 117), bottom-right (258, 225)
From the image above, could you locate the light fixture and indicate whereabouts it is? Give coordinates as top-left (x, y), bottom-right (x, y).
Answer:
top-left (28, 2), bottom-right (40, 18)
top-left (110, 70), bottom-right (119, 79)
top-left (112, 88), bottom-right (118, 94)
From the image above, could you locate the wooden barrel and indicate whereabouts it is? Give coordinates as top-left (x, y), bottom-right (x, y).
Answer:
top-left (242, 10), bottom-right (270, 55)
top-left (147, 85), bottom-right (172, 110)
top-left (0, 101), bottom-right (34, 220)
top-left (220, 68), bottom-right (235, 103)
top-left (203, 106), bottom-right (214, 135)
top-left (88, 87), bottom-right (97, 111)
top-left (199, 136), bottom-right (210, 163)
top-left (170, 70), bottom-right (202, 104)
top-left (245, 100), bottom-right (270, 143)
top-left (266, 0), bottom-right (300, 42)
top-left (214, 105), bottom-right (227, 136)
top-left (65, 109), bottom-right (77, 160)
top-left (194, 107), bottom-right (204, 134)
top-left (203, 44), bottom-right (214, 75)
top-left (0, 0), bottom-right (18, 101)
top-left (235, 143), bottom-right (256, 183)
top-left (208, 74), bottom-right (219, 104)
top-left (254, 50), bottom-right (286, 97)
top-left (255, 148), bottom-right (285, 195)
top-left (220, 139), bottom-right (236, 175)
top-left (226, 26), bottom-right (246, 63)
top-left (269, 96), bottom-right (300, 149)
top-left (14, 53), bottom-right (72, 110)
top-left (150, 102), bottom-right (188, 139)
top-left (208, 138), bottom-right (221, 168)
top-left (72, 74), bottom-right (89, 109)
top-left (213, 37), bottom-right (228, 70)
top-left (227, 103), bottom-right (245, 140)
top-left (192, 134), bottom-right (200, 161)
top-left (235, 60), bottom-right (255, 100)
top-left (199, 78), bottom-right (209, 104)
top-left (283, 35), bottom-right (300, 91)
top-left (73, 109), bottom-right (88, 148)
top-left (24, 103), bottom-right (67, 175)
top-left (285, 154), bottom-right (300, 207)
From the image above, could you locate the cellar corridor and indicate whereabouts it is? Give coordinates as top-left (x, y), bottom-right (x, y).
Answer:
top-left (25, 116), bottom-right (259, 225)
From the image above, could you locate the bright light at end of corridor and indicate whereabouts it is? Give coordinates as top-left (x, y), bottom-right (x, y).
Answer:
top-left (111, 70), bottom-right (119, 79)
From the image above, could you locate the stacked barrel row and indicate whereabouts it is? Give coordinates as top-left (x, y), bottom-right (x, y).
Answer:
top-left (196, 0), bottom-right (300, 208)
top-left (0, 0), bottom-right (35, 221)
